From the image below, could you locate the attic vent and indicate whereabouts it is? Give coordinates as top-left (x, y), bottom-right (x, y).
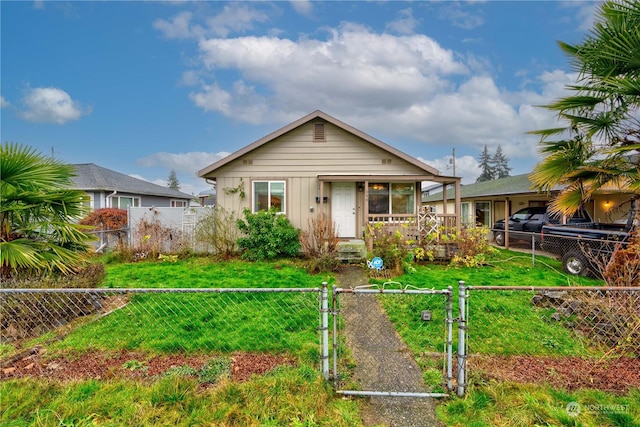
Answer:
top-left (382, 159), bottom-right (392, 165)
top-left (313, 122), bottom-right (325, 142)
top-left (243, 159), bottom-right (253, 165)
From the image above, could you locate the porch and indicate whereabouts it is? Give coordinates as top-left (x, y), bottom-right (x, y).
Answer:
top-left (317, 174), bottom-right (461, 242)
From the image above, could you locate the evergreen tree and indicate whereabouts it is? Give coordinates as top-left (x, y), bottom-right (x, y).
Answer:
top-left (492, 145), bottom-right (511, 179)
top-left (167, 169), bottom-right (180, 190)
top-left (476, 145), bottom-right (494, 183)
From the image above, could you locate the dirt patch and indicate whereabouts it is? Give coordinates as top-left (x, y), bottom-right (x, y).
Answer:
top-left (0, 348), bottom-right (295, 383)
top-left (469, 354), bottom-right (640, 393)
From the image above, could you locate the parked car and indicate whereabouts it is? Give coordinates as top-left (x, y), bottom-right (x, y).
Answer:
top-left (492, 206), bottom-right (592, 247)
top-left (541, 218), bottom-right (635, 277)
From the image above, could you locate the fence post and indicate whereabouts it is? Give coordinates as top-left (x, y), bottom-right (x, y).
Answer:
top-left (446, 285), bottom-right (454, 391)
top-left (532, 234), bottom-right (536, 267)
top-left (321, 282), bottom-right (329, 381)
top-left (332, 284), bottom-right (338, 387)
top-left (457, 280), bottom-right (467, 397)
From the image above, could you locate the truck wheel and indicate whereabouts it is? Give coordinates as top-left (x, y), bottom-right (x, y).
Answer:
top-left (562, 251), bottom-right (588, 276)
top-left (494, 231), bottom-right (506, 246)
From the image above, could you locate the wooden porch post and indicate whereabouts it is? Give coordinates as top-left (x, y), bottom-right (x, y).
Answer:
top-left (454, 179), bottom-right (461, 231)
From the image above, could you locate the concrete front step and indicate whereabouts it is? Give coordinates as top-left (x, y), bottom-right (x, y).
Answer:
top-left (336, 239), bottom-right (367, 262)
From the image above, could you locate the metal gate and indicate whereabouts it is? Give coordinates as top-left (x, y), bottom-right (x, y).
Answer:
top-left (332, 283), bottom-right (453, 398)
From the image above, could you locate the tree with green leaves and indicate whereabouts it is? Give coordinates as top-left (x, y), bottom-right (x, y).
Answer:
top-left (167, 169), bottom-right (180, 190)
top-left (0, 142), bottom-right (95, 276)
top-left (476, 145), bottom-right (494, 183)
top-left (492, 144), bottom-right (511, 179)
top-left (530, 0), bottom-right (639, 220)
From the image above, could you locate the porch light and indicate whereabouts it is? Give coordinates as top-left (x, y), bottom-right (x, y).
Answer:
top-left (357, 183), bottom-right (364, 192)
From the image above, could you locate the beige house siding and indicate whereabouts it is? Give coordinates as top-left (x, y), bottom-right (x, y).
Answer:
top-left (213, 121), bottom-right (434, 234)
top-left (201, 111), bottom-right (461, 240)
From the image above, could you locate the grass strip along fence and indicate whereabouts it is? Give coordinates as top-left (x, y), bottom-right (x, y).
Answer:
top-left (1, 287), bottom-right (323, 366)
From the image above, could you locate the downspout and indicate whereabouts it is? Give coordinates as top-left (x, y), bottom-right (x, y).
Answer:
top-left (106, 190), bottom-right (117, 208)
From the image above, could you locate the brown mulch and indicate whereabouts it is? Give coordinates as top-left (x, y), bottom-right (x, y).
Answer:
top-left (0, 348), bottom-right (295, 383)
top-left (469, 354), bottom-right (640, 393)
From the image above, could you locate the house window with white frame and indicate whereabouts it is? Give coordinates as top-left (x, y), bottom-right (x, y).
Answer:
top-left (111, 196), bottom-right (140, 209)
top-left (171, 199), bottom-right (187, 208)
top-left (368, 183), bottom-right (415, 215)
top-left (253, 180), bottom-right (286, 213)
top-left (461, 202), bottom-right (471, 225)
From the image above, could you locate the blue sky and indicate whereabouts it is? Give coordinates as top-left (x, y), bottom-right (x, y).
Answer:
top-left (1, 1), bottom-right (598, 195)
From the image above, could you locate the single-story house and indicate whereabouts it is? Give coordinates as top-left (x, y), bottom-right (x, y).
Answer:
top-left (198, 110), bottom-right (460, 240)
top-left (423, 172), bottom-right (636, 227)
top-left (72, 163), bottom-right (194, 210)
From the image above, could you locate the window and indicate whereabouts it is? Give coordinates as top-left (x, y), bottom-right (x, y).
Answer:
top-left (461, 202), bottom-right (471, 225)
top-left (253, 180), bottom-right (286, 213)
top-left (110, 196), bottom-right (140, 209)
top-left (171, 200), bottom-right (187, 208)
top-left (475, 201), bottom-right (491, 227)
top-left (368, 183), bottom-right (415, 215)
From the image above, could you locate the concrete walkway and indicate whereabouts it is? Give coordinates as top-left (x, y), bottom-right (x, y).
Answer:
top-left (335, 266), bottom-right (443, 427)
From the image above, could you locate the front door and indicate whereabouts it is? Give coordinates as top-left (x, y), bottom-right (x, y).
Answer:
top-left (332, 182), bottom-right (356, 238)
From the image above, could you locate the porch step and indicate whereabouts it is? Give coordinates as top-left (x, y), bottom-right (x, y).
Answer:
top-left (336, 240), bottom-right (367, 263)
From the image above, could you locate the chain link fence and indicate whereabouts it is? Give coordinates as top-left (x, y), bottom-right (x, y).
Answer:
top-left (492, 230), bottom-right (636, 281)
top-left (457, 283), bottom-right (640, 396)
top-left (1, 287), bottom-right (324, 380)
top-left (333, 285), bottom-right (453, 397)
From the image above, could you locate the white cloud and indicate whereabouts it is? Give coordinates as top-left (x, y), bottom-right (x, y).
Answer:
top-left (290, 0), bottom-right (313, 15)
top-left (190, 24), bottom-right (467, 122)
top-left (136, 151), bottom-right (231, 173)
top-left (159, 14), bottom-right (577, 176)
top-left (438, 4), bottom-right (484, 30)
top-left (19, 87), bottom-right (89, 124)
top-left (419, 155), bottom-right (480, 185)
top-left (0, 96), bottom-right (10, 108)
top-left (155, 4), bottom-right (270, 40)
top-left (386, 8), bottom-right (419, 35)
top-left (153, 11), bottom-right (196, 39)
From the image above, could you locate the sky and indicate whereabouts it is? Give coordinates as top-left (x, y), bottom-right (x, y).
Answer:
top-left (1, 0), bottom-right (599, 196)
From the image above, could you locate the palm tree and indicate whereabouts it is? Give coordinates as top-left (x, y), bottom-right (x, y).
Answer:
top-left (0, 142), bottom-right (95, 276)
top-left (530, 0), bottom-right (640, 219)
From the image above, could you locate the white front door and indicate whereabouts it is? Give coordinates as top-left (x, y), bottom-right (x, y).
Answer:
top-left (332, 182), bottom-right (356, 238)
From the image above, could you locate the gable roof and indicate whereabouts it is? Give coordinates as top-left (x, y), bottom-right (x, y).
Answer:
top-left (423, 173), bottom-right (552, 202)
top-left (72, 163), bottom-right (193, 199)
top-left (198, 110), bottom-right (440, 178)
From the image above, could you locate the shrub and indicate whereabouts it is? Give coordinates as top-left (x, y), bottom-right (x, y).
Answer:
top-left (365, 223), bottom-right (411, 276)
top-left (602, 229), bottom-right (640, 286)
top-left (80, 208), bottom-right (128, 250)
top-left (130, 209), bottom-right (188, 260)
top-left (299, 216), bottom-right (339, 258)
top-left (449, 225), bottom-right (498, 267)
top-left (194, 207), bottom-right (240, 259)
top-left (236, 208), bottom-right (301, 261)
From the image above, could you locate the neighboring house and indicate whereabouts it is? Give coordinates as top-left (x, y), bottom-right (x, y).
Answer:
top-left (197, 189), bottom-right (216, 207)
top-left (72, 163), bottom-right (193, 210)
top-left (198, 110), bottom-right (460, 240)
top-left (423, 172), bottom-right (635, 227)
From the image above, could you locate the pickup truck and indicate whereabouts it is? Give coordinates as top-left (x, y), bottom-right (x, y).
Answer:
top-left (492, 206), bottom-right (592, 247)
top-left (540, 205), bottom-right (636, 276)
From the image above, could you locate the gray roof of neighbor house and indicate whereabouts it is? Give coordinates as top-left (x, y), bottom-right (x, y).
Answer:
top-left (423, 173), bottom-right (556, 202)
top-left (72, 163), bottom-right (193, 199)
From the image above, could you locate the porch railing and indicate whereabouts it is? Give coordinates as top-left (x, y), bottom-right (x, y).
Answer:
top-left (366, 213), bottom-right (458, 241)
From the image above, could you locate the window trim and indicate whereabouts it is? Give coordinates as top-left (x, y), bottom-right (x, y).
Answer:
top-left (252, 179), bottom-right (287, 213)
top-left (368, 182), bottom-right (416, 215)
top-left (109, 195), bottom-right (140, 209)
top-left (171, 199), bottom-right (188, 208)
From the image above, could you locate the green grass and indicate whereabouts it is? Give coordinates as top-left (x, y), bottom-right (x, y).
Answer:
top-left (4, 251), bottom-right (636, 427)
top-left (437, 383), bottom-right (640, 427)
top-left (0, 366), bottom-right (362, 427)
